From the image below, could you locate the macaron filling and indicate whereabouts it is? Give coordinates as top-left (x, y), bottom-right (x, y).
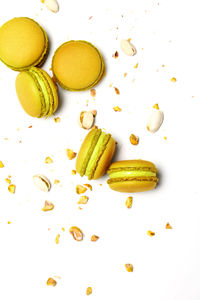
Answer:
top-left (109, 170), bottom-right (156, 179)
top-left (85, 132), bottom-right (111, 179)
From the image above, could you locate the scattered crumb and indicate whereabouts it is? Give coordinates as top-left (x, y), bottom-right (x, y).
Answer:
top-left (125, 196), bottom-right (133, 208)
top-left (54, 117), bottom-right (61, 123)
top-left (125, 264), bottom-right (133, 272)
top-left (71, 170), bottom-right (76, 175)
top-left (165, 222), bottom-right (173, 229)
top-left (129, 134), bottom-right (139, 145)
top-left (42, 200), bottom-right (54, 212)
top-left (45, 157), bottom-right (53, 164)
top-left (76, 185), bottom-right (87, 194)
top-left (5, 178), bottom-right (11, 184)
top-left (109, 83), bottom-right (113, 87)
top-left (153, 103), bottom-right (159, 110)
top-left (66, 149), bottom-right (77, 160)
top-left (147, 230), bottom-right (155, 237)
top-left (8, 221), bottom-right (12, 224)
top-left (69, 226), bottom-right (84, 241)
top-left (162, 64), bottom-right (165, 67)
top-left (0, 161), bottom-right (4, 168)
top-left (46, 277), bottom-right (57, 287)
top-left (8, 175), bottom-right (11, 178)
top-left (90, 89), bottom-right (96, 97)
top-left (124, 72), bottom-right (127, 77)
top-left (113, 106), bottom-right (122, 112)
top-left (83, 183), bottom-right (92, 191)
top-left (170, 77), bottom-right (176, 82)
top-left (8, 184), bottom-right (15, 194)
top-left (55, 234), bottom-right (60, 244)
top-left (134, 63), bottom-right (139, 68)
top-left (28, 125), bottom-right (32, 128)
top-left (62, 227), bottom-right (65, 232)
top-left (164, 136), bottom-right (167, 140)
top-left (78, 206), bottom-right (83, 210)
top-left (86, 287), bottom-right (92, 295)
top-left (114, 87), bottom-right (120, 95)
top-left (91, 235), bottom-right (99, 242)
top-left (54, 179), bottom-right (60, 184)
top-left (89, 16), bottom-right (93, 20)
top-left (77, 195), bottom-right (89, 204)
top-left (112, 51), bottom-right (119, 58)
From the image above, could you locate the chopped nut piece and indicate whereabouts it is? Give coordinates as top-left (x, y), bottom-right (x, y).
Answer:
top-left (44, 0), bottom-right (59, 13)
top-left (42, 200), bottom-right (54, 211)
top-left (170, 77), bottom-right (176, 82)
top-left (8, 221), bottom-right (12, 224)
top-left (162, 64), bottom-right (165, 67)
top-left (0, 161), bottom-right (4, 168)
top-left (124, 72), bottom-right (127, 77)
top-left (77, 195), bottom-right (89, 204)
top-left (5, 178), bottom-right (11, 184)
top-left (33, 174), bottom-right (51, 192)
top-left (120, 39), bottom-right (136, 56)
top-left (147, 230), bottom-right (155, 236)
top-left (47, 277), bottom-right (57, 287)
top-left (62, 227), bottom-right (65, 232)
top-left (91, 235), bottom-right (99, 242)
top-left (79, 111), bottom-right (95, 130)
top-left (8, 184), bottom-right (15, 194)
top-left (114, 87), bottom-right (120, 95)
top-left (54, 179), bottom-right (60, 184)
top-left (55, 234), bottom-right (60, 244)
top-left (89, 16), bottom-right (93, 20)
top-left (69, 226), bottom-right (84, 241)
top-left (90, 89), bottom-right (96, 97)
top-left (54, 117), bottom-right (61, 123)
top-left (125, 196), bottom-right (133, 208)
top-left (125, 264), bottom-right (133, 272)
top-left (129, 134), bottom-right (139, 145)
top-left (112, 51), bottom-right (119, 58)
top-left (83, 183), bottom-right (92, 191)
top-left (165, 222), bottom-right (173, 229)
top-left (113, 106), bottom-right (122, 112)
top-left (66, 149), bottom-right (77, 160)
top-left (71, 170), bottom-right (76, 175)
top-left (86, 287), bottom-right (92, 295)
top-left (45, 157), bottom-right (53, 164)
top-left (153, 103), bottom-right (159, 110)
top-left (134, 63), bottom-right (139, 68)
top-left (164, 136), bottom-right (167, 140)
top-left (76, 185), bottom-right (87, 194)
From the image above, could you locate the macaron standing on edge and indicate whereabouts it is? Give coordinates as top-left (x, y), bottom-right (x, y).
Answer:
top-left (107, 160), bottom-right (158, 192)
top-left (0, 17), bottom-right (48, 71)
top-left (52, 40), bottom-right (104, 91)
top-left (76, 128), bottom-right (116, 180)
top-left (15, 67), bottom-right (58, 118)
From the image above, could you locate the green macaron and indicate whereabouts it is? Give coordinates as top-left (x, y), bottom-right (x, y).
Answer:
top-left (76, 128), bottom-right (116, 180)
top-left (107, 160), bottom-right (158, 192)
top-left (15, 67), bottom-right (58, 118)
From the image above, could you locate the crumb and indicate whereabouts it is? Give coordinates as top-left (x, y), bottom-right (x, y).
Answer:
top-left (54, 179), bottom-right (60, 184)
top-left (112, 51), bottom-right (119, 58)
top-left (83, 183), bottom-right (92, 191)
top-left (8, 221), bottom-right (12, 224)
top-left (125, 196), bottom-right (133, 208)
top-left (124, 73), bottom-right (127, 77)
top-left (91, 235), bottom-right (99, 242)
top-left (69, 226), bottom-right (84, 241)
top-left (114, 87), bottom-right (120, 95)
top-left (45, 157), bottom-right (53, 164)
top-left (113, 106), bottom-right (122, 112)
top-left (42, 201), bottom-right (54, 212)
top-left (86, 287), bottom-right (92, 295)
top-left (76, 185), bottom-right (87, 194)
top-left (55, 234), bottom-right (60, 244)
top-left (89, 16), bottom-right (93, 20)
top-left (147, 230), bottom-right (155, 237)
top-left (62, 228), bottom-right (65, 232)
top-left (77, 196), bottom-right (89, 204)
top-left (46, 277), bottom-right (57, 287)
top-left (153, 103), bottom-right (159, 110)
top-left (170, 77), bottom-right (176, 82)
top-left (109, 83), bottom-right (113, 87)
top-left (54, 117), bottom-right (61, 123)
top-left (162, 64), bottom-right (165, 67)
top-left (66, 149), bottom-right (77, 160)
top-left (0, 161), bottom-right (4, 168)
top-left (134, 63), bottom-right (139, 68)
top-left (129, 134), bottom-right (139, 145)
top-left (5, 178), bottom-right (11, 184)
top-left (164, 136), bottom-right (167, 140)
top-left (71, 170), bottom-right (76, 175)
top-left (90, 89), bottom-right (96, 97)
top-left (165, 222), bottom-right (173, 229)
top-left (28, 125), bottom-right (32, 128)
top-left (8, 184), bottom-right (15, 194)
top-left (125, 264), bottom-right (133, 272)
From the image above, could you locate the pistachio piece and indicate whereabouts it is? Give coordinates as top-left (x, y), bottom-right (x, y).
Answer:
top-left (45, 156), bottom-right (53, 164)
top-left (91, 235), bottom-right (99, 242)
top-left (77, 196), bottom-right (89, 204)
top-left (125, 196), bottom-right (133, 208)
top-left (46, 277), bottom-right (57, 286)
top-left (55, 234), bottom-right (60, 244)
top-left (0, 160), bottom-right (4, 168)
top-left (44, 0), bottom-right (59, 13)
top-left (165, 222), bottom-right (173, 229)
top-left (129, 134), bottom-right (139, 145)
top-left (125, 263), bottom-right (133, 272)
top-left (79, 111), bottom-right (95, 130)
top-left (147, 109), bottom-right (164, 133)
top-left (120, 39), bottom-right (136, 56)
top-left (76, 185), bottom-right (87, 194)
top-left (42, 200), bottom-right (54, 211)
top-left (66, 149), bottom-right (77, 160)
top-left (71, 170), bottom-right (76, 175)
top-left (69, 226), bottom-right (84, 241)
top-left (147, 230), bottom-right (155, 237)
top-left (86, 287), bottom-right (92, 295)
top-left (113, 106), bottom-right (122, 112)
top-left (83, 183), bottom-right (92, 191)
top-left (90, 89), bottom-right (96, 97)
top-left (33, 174), bottom-right (51, 192)
top-left (8, 184), bottom-right (15, 194)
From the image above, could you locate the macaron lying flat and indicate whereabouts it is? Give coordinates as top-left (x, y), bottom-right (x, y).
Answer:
top-left (52, 40), bottom-right (104, 91)
top-left (0, 17), bottom-right (48, 71)
top-left (15, 67), bottom-right (58, 118)
top-left (76, 128), bottom-right (116, 180)
top-left (107, 160), bottom-right (158, 192)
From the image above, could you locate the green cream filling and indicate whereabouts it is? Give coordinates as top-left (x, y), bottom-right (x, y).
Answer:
top-left (85, 132), bottom-right (107, 177)
top-left (30, 69), bottom-right (50, 117)
top-left (109, 170), bottom-right (156, 179)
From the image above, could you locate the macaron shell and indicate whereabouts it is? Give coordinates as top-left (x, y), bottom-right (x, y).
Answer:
top-left (93, 137), bottom-right (116, 179)
top-left (0, 17), bottom-right (48, 70)
top-left (108, 160), bottom-right (157, 173)
top-left (52, 40), bottom-right (104, 91)
top-left (15, 71), bottom-right (44, 117)
top-left (108, 179), bottom-right (157, 193)
top-left (76, 128), bottom-right (101, 176)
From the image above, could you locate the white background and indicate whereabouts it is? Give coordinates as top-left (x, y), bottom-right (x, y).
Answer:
top-left (1, 0), bottom-right (200, 299)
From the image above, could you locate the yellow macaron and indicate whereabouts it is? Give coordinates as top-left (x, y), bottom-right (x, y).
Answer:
top-left (0, 17), bottom-right (48, 71)
top-left (52, 40), bottom-right (104, 91)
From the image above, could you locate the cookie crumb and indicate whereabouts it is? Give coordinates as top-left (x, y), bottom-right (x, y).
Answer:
top-left (77, 196), bottom-right (89, 204)
top-left (153, 103), bottom-right (159, 110)
top-left (0, 161), bottom-right (4, 168)
top-left (114, 87), bottom-right (120, 95)
top-left (91, 235), bottom-right (99, 242)
top-left (54, 117), bottom-right (61, 123)
top-left (129, 134), bottom-right (139, 145)
top-left (170, 77), bottom-right (176, 82)
top-left (90, 89), bottom-right (96, 97)
top-left (45, 157), bottom-right (53, 164)
top-left (134, 63), bottom-right (139, 68)
top-left (86, 287), bottom-right (92, 295)
top-left (46, 277), bottom-right (57, 287)
top-left (113, 106), bottom-right (122, 112)
top-left (125, 264), bottom-right (133, 272)
top-left (147, 230), bottom-right (155, 236)
top-left (55, 234), bottom-right (60, 244)
top-left (8, 184), bottom-right (15, 194)
top-left (112, 51), bottom-right (119, 58)
top-left (76, 185), bottom-right (87, 194)
top-left (42, 200), bottom-right (54, 212)
top-left (165, 222), bottom-right (172, 229)
top-left (125, 196), bottom-right (133, 208)
top-left (71, 170), bottom-right (76, 175)
top-left (66, 149), bottom-right (77, 160)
